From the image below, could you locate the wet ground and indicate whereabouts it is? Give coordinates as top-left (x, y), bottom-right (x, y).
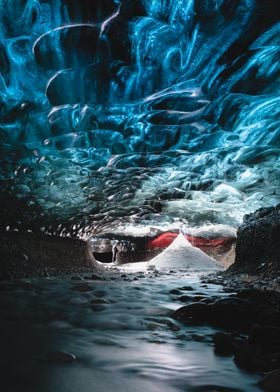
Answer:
top-left (0, 267), bottom-right (262, 392)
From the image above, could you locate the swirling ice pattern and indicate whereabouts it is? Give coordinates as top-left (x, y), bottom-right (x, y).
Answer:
top-left (0, 0), bottom-right (279, 236)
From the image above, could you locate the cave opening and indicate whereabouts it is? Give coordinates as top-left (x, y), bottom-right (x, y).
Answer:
top-left (0, 1), bottom-right (279, 392)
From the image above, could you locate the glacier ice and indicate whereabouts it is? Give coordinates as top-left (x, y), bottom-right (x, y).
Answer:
top-left (0, 0), bottom-right (279, 236)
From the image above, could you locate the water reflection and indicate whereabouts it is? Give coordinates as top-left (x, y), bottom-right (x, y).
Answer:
top-left (0, 269), bottom-right (261, 392)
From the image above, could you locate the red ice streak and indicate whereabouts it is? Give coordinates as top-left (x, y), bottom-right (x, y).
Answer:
top-left (149, 232), bottom-right (233, 249)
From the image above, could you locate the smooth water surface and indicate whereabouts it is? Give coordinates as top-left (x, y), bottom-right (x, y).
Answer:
top-left (0, 268), bottom-right (261, 392)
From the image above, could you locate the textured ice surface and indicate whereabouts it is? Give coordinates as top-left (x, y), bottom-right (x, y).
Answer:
top-left (0, 1), bottom-right (279, 236)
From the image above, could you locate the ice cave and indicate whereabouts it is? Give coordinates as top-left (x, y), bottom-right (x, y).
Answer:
top-left (0, 1), bottom-right (279, 392)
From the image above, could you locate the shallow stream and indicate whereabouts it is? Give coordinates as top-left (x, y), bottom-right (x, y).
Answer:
top-left (0, 267), bottom-right (262, 392)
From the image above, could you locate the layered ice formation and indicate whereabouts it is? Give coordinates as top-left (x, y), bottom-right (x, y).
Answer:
top-left (0, 1), bottom-right (279, 236)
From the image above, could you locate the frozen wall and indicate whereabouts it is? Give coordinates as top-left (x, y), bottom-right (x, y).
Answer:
top-left (0, 0), bottom-right (279, 236)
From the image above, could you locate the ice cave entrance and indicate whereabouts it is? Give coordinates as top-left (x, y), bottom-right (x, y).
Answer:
top-left (0, 0), bottom-right (279, 255)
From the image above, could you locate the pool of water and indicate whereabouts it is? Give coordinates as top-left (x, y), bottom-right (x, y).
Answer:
top-left (0, 265), bottom-right (262, 392)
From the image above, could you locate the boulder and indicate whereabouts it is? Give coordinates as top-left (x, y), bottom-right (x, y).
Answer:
top-left (248, 325), bottom-right (280, 353)
top-left (229, 204), bottom-right (280, 274)
top-left (173, 297), bottom-right (258, 331)
top-left (234, 343), bottom-right (266, 371)
top-left (208, 298), bottom-right (257, 330)
top-left (173, 303), bottom-right (209, 324)
top-left (258, 369), bottom-right (280, 391)
top-left (213, 332), bottom-right (237, 356)
top-left (46, 352), bottom-right (77, 363)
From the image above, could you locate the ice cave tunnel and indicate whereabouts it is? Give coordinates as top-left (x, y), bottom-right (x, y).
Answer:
top-left (1, 3), bottom-right (280, 391)
top-left (0, 0), bottom-right (279, 256)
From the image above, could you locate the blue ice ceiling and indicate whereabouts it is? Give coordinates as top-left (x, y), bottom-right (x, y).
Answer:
top-left (0, 0), bottom-right (279, 236)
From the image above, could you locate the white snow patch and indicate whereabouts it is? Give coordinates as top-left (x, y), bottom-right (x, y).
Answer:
top-left (119, 233), bottom-right (223, 273)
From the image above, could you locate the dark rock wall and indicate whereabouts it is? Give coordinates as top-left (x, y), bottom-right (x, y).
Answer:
top-left (233, 204), bottom-right (280, 273)
top-left (0, 232), bottom-right (99, 279)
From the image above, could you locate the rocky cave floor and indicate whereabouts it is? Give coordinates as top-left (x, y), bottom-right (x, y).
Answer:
top-left (0, 267), bottom-right (279, 392)
top-left (0, 206), bottom-right (280, 392)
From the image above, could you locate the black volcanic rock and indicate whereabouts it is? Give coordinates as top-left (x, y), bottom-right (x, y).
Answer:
top-left (248, 325), bottom-right (280, 353)
top-left (234, 343), bottom-right (265, 372)
top-left (173, 297), bottom-right (258, 331)
top-left (213, 332), bottom-right (237, 356)
top-left (229, 204), bottom-right (280, 275)
top-left (258, 369), bottom-right (280, 392)
top-left (0, 231), bottom-right (100, 279)
top-left (173, 288), bottom-right (280, 332)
